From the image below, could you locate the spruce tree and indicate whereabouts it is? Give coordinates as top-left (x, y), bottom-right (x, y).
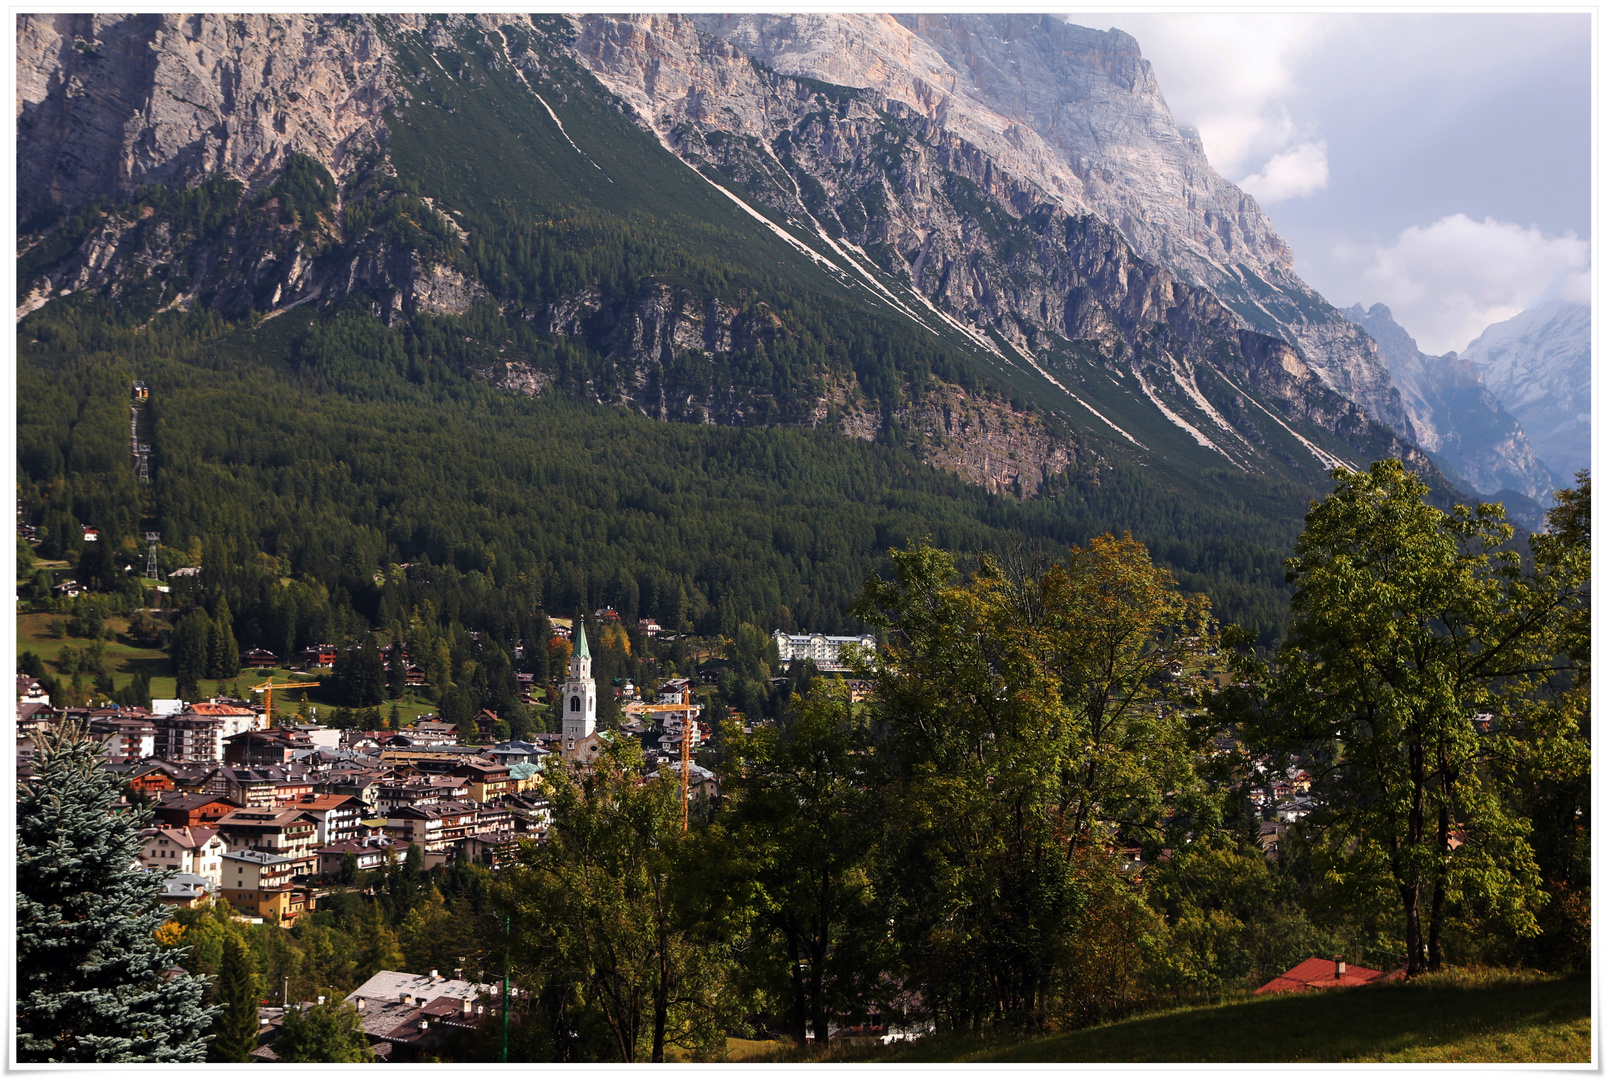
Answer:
top-left (207, 598), bottom-right (240, 680)
top-left (208, 934), bottom-right (263, 1062)
top-left (17, 722), bottom-right (217, 1061)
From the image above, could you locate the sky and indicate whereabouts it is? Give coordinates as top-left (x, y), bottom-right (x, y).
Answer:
top-left (1085, 13), bottom-right (1591, 356)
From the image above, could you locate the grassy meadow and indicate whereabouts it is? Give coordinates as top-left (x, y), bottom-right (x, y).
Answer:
top-left (739, 969), bottom-right (1590, 1065)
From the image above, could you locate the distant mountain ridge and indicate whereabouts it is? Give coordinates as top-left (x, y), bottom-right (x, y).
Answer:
top-left (1459, 299), bottom-right (1590, 486)
top-left (1343, 302), bottom-right (1556, 515)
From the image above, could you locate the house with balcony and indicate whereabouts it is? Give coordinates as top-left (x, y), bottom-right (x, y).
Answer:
top-left (215, 807), bottom-right (320, 877)
top-left (277, 792), bottom-right (367, 845)
top-left (221, 850), bottom-right (314, 923)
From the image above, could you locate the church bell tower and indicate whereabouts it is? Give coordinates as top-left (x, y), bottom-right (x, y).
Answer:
top-left (561, 620), bottom-right (596, 751)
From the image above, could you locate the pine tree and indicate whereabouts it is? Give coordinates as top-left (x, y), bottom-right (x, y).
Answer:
top-left (17, 722), bottom-right (218, 1061)
top-left (208, 934), bottom-right (263, 1062)
top-left (207, 598), bottom-right (240, 680)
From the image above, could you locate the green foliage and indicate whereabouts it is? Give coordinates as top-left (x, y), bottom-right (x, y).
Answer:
top-left (209, 934), bottom-right (266, 1062)
top-left (713, 691), bottom-right (889, 1044)
top-left (17, 533), bottom-right (36, 579)
top-left (1144, 844), bottom-right (1332, 993)
top-left (849, 539), bottom-right (1207, 1031)
top-left (328, 636), bottom-right (387, 707)
top-left (16, 723), bottom-right (217, 1061)
top-left (496, 736), bottom-right (738, 1062)
top-left (274, 1001), bottom-right (375, 1063)
top-left (1257, 461), bottom-right (1586, 975)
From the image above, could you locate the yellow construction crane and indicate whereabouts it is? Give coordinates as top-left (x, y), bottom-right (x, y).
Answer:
top-left (250, 679), bottom-right (321, 728)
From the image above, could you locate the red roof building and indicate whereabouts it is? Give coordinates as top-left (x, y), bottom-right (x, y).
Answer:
top-left (1255, 956), bottom-right (1404, 995)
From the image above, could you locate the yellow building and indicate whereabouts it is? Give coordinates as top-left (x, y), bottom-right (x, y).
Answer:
top-left (220, 849), bottom-right (314, 923)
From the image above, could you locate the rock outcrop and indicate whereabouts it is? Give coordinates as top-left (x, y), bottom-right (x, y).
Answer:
top-left (16, 11), bottom-right (1443, 500)
top-left (16, 14), bottom-right (392, 223)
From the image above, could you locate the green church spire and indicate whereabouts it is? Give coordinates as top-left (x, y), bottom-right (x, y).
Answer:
top-left (575, 619), bottom-right (590, 658)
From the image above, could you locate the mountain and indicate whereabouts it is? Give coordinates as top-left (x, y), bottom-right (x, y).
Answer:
top-left (578, 13), bottom-right (1413, 436)
top-left (1459, 300), bottom-right (1590, 486)
top-left (15, 13), bottom-right (1465, 646)
top-left (1343, 302), bottom-right (1555, 518)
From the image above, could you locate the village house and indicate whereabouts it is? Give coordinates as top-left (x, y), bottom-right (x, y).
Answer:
top-left (155, 711), bottom-right (229, 764)
top-left (89, 715), bottom-right (159, 762)
top-left (461, 830), bottom-right (523, 870)
top-left (343, 969), bottom-right (491, 1062)
top-left (1256, 956), bottom-right (1404, 995)
top-left (120, 760), bottom-right (182, 797)
top-left (293, 644), bottom-right (339, 668)
top-left (220, 850), bottom-right (314, 923)
top-left (153, 792), bottom-right (242, 828)
top-left (138, 826), bottom-right (228, 886)
top-left (486, 740), bottom-right (546, 767)
top-left (205, 765), bottom-right (302, 808)
top-left (385, 801), bottom-right (479, 854)
top-left (224, 728), bottom-right (314, 767)
top-left (771, 630), bottom-right (878, 672)
top-left (318, 835), bottom-right (404, 880)
top-left (157, 872), bottom-right (213, 908)
top-left (276, 792), bottom-right (367, 845)
top-left (17, 701), bottom-right (53, 737)
top-left (215, 808), bottom-right (320, 876)
top-left (17, 675), bottom-right (51, 705)
top-left (454, 761), bottom-right (513, 803)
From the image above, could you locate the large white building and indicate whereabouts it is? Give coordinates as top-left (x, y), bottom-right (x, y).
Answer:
top-left (771, 630), bottom-right (876, 672)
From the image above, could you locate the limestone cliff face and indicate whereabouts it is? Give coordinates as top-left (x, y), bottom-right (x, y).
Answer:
top-left (568, 13), bottom-right (1417, 475)
top-left (16, 14), bottom-right (392, 223)
top-left (570, 12), bottom-right (1410, 436)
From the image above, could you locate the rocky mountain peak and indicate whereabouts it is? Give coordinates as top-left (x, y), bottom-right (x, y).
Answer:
top-left (1459, 300), bottom-right (1590, 484)
top-left (16, 13), bottom-right (392, 225)
top-left (1344, 302), bottom-right (1555, 510)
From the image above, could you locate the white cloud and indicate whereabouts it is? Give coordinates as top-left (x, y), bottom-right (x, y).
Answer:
top-left (1100, 14), bottom-right (1336, 183)
top-left (1239, 141), bottom-right (1329, 203)
top-left (1356, 214), bottom-right (1588, 354)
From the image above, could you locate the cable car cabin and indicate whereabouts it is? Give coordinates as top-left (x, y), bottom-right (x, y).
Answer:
top-left (132, 381), bottom-right (150, 401)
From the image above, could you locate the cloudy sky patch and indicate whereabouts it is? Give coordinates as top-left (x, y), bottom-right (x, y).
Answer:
top-left (1355, 215), bottom-right (1589, 355)
top-left (1094, 13), bottom-right (1590, 352)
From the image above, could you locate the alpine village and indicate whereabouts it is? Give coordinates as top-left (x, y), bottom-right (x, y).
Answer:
top-left (13, 13), bottom-right (1590, 1066)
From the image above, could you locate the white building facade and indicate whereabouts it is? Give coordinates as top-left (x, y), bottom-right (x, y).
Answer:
top-left (561, 624), bottom-right (597, 756)
top-left (771, 631), bottom-right (877, 672)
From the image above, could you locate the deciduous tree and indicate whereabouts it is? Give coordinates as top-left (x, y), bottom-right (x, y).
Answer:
top-left (1269, 460), bottom-right (1570, 974)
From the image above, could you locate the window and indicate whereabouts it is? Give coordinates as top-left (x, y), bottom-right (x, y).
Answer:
top-left (570, 696), bottom-right (580, 713)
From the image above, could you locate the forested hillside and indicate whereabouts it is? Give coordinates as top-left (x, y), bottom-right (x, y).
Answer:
top-left (13, 15), bottom-right (1374, 661)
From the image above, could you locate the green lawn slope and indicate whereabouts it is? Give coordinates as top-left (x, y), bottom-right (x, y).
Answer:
top-left (767, 970), bottom-right (1590, 1064)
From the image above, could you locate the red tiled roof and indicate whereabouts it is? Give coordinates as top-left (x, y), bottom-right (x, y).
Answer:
top-left (1255, 956), bottom-right (1395, 994)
